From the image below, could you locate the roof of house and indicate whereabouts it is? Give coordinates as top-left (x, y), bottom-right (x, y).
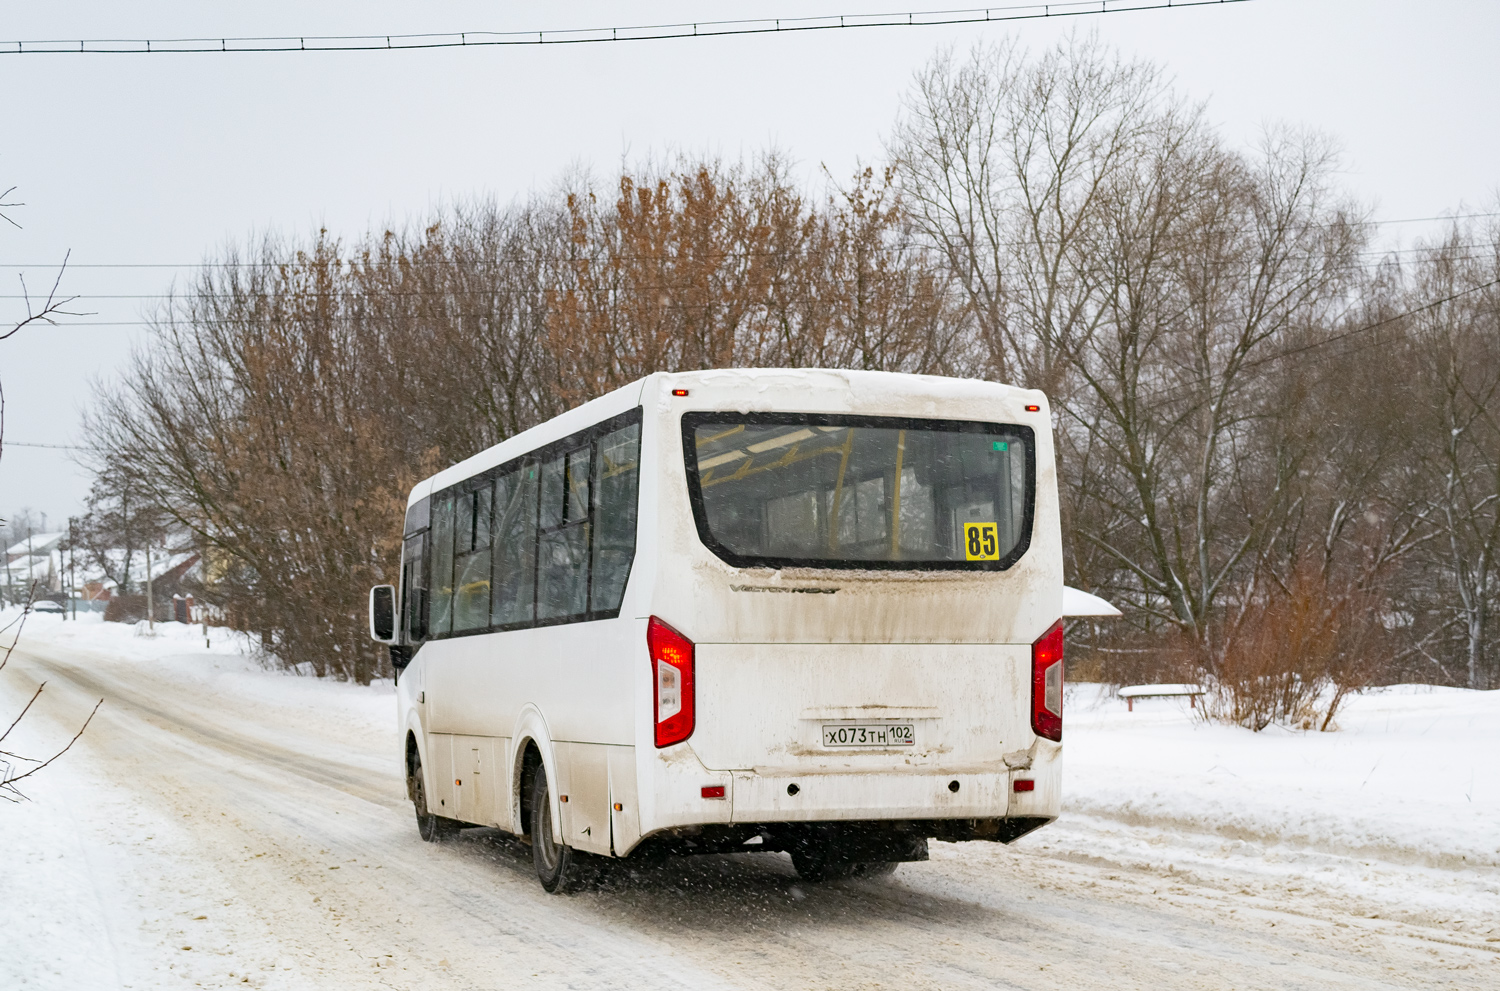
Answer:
top-left (5, 531), bottom-right (67, 559)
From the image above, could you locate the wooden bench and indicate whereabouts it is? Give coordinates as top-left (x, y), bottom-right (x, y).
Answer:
top-left (1118, 684), bottom-right (1205, 712)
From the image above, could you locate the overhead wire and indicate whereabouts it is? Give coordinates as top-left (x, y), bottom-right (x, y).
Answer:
top-left (7, 240), bottom-right (1497, 300)
top-left (1061, 275), bottom-right (1500, 418)
top-left (1237, 277), bottom-right (1500, 373)
top-left (20, 263), bottom-right (1499, 329)
top-left (13, 275), bottom-right (1496, 453)
top-left (2, 2), bottom-right (1251, 55)
top-left (1, 212), bottom-right (1493, 272)
top-left (9, 240), bottom-right (1496, 326)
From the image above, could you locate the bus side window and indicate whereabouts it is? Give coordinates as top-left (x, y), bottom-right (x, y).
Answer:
top-left (492, 464), bottom-right (538, 627)
top-left (452, 483), bottom-right (493, 632)
top-left (402, 532), bottom-right (428, 642)
top-left (430, 493), bottom-right (456, 636)
top-left (591, 422), bottom-right (641, 612)
top-left (538, 447), bottom-right (592, 620)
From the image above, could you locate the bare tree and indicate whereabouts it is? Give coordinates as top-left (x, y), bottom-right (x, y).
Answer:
top-left (895, 39), bottom-right (1366, 679)
top-left (0, 183), bottom-right (100, 797)
top-left (889, 34), bottom-right (1177, 394)
top-left (1405, 219), bottom-right (1500, 689)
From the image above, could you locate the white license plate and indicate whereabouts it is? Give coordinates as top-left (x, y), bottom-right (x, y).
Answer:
top-left (821, 723), bottom-right (914, 748)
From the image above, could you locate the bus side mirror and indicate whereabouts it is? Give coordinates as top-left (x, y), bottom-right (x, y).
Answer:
top-left (369, 584), bottom-right (397, 643)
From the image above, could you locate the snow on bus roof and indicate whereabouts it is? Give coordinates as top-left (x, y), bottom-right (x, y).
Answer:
top-left (408, 368), bottom-right (1047, 507)
top-left (411, 376), bottom-right (647, 506)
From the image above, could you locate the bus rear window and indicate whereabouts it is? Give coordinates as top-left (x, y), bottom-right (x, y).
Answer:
top-left (683, 413), bottom-right (1034, 570)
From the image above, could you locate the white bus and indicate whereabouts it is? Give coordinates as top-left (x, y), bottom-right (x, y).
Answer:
top-left (368, 368), bottom-right (1064, 891)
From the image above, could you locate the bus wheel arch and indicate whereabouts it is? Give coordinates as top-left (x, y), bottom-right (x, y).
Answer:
top-left (409, 739), bottom-right (460, 843)
top-left (404, 731), bottom-right (421, 802)
top-left (516, 741), bottom-right (544, 839)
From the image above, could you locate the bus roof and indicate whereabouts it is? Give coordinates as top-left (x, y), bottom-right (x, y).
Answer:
top-left (407, 368), bottom-right (1044, 508)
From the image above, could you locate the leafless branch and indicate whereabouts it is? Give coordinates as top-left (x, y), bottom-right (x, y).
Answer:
top-left (0, 698), bottom-right (104, 800)
top-left (0, 582), bottom-right (38, 675)
top-left (0, 185), bottom-right (21, 229)
top-left (0, 249), bottom-right (87, 343)
top-left (0, 682), bottom-right (43, 745)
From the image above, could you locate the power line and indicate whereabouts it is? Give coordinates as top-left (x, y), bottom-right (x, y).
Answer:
top-left (1241, 277), bottom-right (1500, 373)
top-left (9, 245), bottom-right (1496, 320)
top-left (1, 213), bottom-right (1492, 272)
top-left (7, 242), bottom-right (1495, 293)
top-left (1104, 275), bottom-right (1500, 411)
top-left (11, 261), bottom-right (1500, 328)
top-left (1, 2), bottom-right (1250, 55)
top-left (1, 441), bottom-right (96, 451)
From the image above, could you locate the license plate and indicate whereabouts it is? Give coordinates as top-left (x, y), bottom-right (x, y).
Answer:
top-left (821, 723), bottom-right (914, 748)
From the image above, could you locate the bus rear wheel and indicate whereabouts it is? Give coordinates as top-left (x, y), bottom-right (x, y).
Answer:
top-left (790, 848), bottom-right (862, 881)
top-left (412, 752), bottom-right (461, 843)
top-left (790, 851), bottom-right (899, 881)
top-left (529, 764), bottom-right (592, 892)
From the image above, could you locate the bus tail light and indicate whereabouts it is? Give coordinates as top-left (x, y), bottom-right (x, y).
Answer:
top-left (648, 617), bottom-right (695, 748)
top-left (1031, 619), bottom-right (1064, 742)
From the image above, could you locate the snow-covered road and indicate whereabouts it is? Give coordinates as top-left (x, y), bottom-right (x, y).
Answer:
top-left (2, 618), bottom-right (1496, 989)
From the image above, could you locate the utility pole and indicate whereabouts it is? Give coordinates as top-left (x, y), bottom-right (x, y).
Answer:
top-left (68, 517), bottom-right (77, 620)
top-left (122, 487), bottom-right (132, 596)
top-left (146, 542), bottom-right (154, 634)
top-left (201, 544), bottom-right (210, 648)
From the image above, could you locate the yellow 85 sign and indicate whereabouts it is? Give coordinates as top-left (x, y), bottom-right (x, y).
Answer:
top-left (963, 522), bottom-right (1000, 561)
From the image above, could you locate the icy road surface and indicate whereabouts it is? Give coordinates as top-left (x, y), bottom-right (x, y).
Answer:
top-left (2, 616), bottom-right (1496, 990)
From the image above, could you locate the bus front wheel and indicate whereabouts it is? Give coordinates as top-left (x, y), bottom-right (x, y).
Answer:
top-left (529, 764), bottom-right (591, 893)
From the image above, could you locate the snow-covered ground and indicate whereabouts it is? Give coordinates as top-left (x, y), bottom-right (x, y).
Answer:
top-left (1050, 683), bottom-right (1499, 936)
top-left (2, 611), bottom-right (1496, 989)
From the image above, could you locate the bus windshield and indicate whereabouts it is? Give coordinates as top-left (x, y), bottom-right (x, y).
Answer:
top-left (683, 413), bottom-right (1033, 570)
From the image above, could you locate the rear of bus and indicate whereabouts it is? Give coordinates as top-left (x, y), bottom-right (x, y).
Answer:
top-left (631, 369), bottom-right (1063, 874)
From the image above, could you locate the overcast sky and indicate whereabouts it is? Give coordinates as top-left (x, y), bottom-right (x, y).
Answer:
top-left (2, 0), bottom-right (1497, 524)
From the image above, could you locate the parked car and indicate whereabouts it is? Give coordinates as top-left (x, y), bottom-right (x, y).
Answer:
top-left (30, 600), bottom-right (67, 615)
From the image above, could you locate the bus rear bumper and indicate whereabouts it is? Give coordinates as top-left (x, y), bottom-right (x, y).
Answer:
top-left (729, 768), bottom-right (1045, 822)
top-left (631, 815), bottom-right (1055, 861)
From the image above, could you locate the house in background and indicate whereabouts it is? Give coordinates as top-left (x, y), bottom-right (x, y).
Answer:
top-left (2, 531), bottom-right (210, 622)
top-left (3, 531), bottom-right (67, 601)
top-left (80, 547), bottom-right (203, 622)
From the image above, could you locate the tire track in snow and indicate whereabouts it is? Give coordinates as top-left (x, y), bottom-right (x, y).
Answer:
top-left (8, 637), bottom-right (1496, 990)
top-left (14, 643), bottom-right (402, 809)
top-left (8, 643), bottom-right (742, 990)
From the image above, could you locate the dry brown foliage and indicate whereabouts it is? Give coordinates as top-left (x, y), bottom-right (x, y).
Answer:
top-left (1205, 563), bottom-right (1389, 731)
top-left (87, 159), bottom-right (971, 683)
top-left (548, 161), bottom-right (965, 405)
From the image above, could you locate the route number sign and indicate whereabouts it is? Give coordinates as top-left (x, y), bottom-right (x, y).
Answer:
top-left (964, 522), bottom-right (1000, 561)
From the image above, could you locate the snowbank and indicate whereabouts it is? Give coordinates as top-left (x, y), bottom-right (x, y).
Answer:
top-left (3, 606), bottom-right (250, 658)
top-left (2, 609), bottom-right (396, 772)
top-left (1060, 682), bottom-right (1498, 869)
top-left (1034, 683), bottom-right (1500, 932)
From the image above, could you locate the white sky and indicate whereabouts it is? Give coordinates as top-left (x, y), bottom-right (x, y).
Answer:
top-left (2, 0), bottom-right (1497, 521)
